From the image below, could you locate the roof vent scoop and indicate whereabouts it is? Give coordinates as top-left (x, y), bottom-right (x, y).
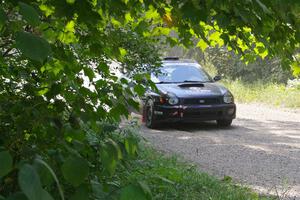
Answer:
top-left (163, 56), bottom-right (179, 61)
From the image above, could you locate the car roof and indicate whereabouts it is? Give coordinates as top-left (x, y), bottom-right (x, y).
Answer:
top-left (162, 57), bottom-right (201, 67)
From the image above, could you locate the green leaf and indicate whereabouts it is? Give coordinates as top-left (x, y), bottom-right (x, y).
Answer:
top-left (127, 98), bottom-right (140, 110)
top-left (98, 63), bottom-right (110, 75)
top-left (108, 139), bottom-right (122, 159)
top-left (66, 0), bottom-right (76, 4)
top-left (83, 67), bottom-right (95, 81)
top-left (34, 158), bottom-right (65, 200)
top-left (100, 139), bottom-right (122, 175)
top-left (134, 84), bottom-right (146, 96)
top-left (120, 184), bottom-right (149, 200)
top-left (34, 160), bottom-right (53, 186)
top-left (137, 181), bottom-right (152, 199)
top-left (39, 4), bottom-right (54, 17)
top-left (70, 185), bottom-right (89, 200)
top-left (119, 47), bottom-right (127, 57)
top-left (16, 32), bottom-right (51, 63)
top-left (255, 0), bottom-right (272, 14)
top-left (91, 180), bottom-right (105, 199)
top-left (61, 156), bottom-right (89, 186)
top-left (124, 137), bottom-right (138, 156)
top-left (0, 151), bottom-right (13, 178)
top-left (19, 164), bottom-right (53, 200)
top-left (197, 39), bottom-right (208, 52)
top-left (292, 61), bottom-right (300, 76)
top-left (6, 192), bottom-right (28, 200)
top-left (18, 164), bottom-right (41, 199)
top-left (40, 190), bottom-right (54, 200)
top-left (100, 144), bottom-right (117, 175)
top-left (19, 2), bottom-right (40, 26)
top-left (0, 8), bottom-right (6, 29)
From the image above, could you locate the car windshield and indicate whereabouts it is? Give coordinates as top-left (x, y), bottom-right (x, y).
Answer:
top-left (151, 65), bottom-right (212, 83)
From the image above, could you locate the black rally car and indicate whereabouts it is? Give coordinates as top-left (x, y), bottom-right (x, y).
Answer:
top-left (142, 57), bottom-right (236, 128)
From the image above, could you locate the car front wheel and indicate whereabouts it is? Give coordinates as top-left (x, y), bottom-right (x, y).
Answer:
top-left (216, 119), bottom-right (232, 127)
top-left (145, 99), bottom-right (159, 128)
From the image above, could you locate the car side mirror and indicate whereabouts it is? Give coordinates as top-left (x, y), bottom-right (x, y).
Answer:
top-left (213, 75), bottom-right (221, 82)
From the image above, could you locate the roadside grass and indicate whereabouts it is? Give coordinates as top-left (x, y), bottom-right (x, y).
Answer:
top-left (222, 80), bottom-right (300, 108)
top-left (121, 144), bottom-right (275, 200)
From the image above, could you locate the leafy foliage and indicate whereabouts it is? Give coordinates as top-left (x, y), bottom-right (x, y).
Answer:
top-left (169, 46), bottom-right (294, 84)
top-left (0, 151), bottom-right (13, 178)
top-left (204, 47), bottom-right (294, 84)
top-left (0, 0), bottom-right (299, 199)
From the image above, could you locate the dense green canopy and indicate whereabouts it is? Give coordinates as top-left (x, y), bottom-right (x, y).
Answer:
top-left (0, 0), bottom-right (299, 199)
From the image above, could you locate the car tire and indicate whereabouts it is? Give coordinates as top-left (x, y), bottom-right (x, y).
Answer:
top-left (145, 99), bottom-right (159, 129)
top-left (216, 119), bottom-right (232, 127)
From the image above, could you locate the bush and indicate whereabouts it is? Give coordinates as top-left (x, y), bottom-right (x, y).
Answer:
top-left (223, 80), bottom-right (300, 108)
top-left (206, 48), bottom-right (293, 84)
top-left (287, 79), bottom-right (300, 89)
top-left (165, 46), bottom-right (294, 84)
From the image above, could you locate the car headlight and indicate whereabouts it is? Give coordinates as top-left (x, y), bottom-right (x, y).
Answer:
top-left (168, 96), bottom-right (179, 105)
top-left (223, 92), bottom-right (234, 103)
top-left (167, 93), bottom-right (179, 105)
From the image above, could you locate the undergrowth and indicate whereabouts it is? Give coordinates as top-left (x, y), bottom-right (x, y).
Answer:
top-left (119, 140), bottom-right (275, 200)
top-left (222, 80), bottom-right (300, 108)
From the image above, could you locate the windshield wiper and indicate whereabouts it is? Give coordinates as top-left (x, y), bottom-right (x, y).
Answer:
top-left (182, 80), bottom-right (207, 83)
top-left (156, 81), bottom-right (176, 84)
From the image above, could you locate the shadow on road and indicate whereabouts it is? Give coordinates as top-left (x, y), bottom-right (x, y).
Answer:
top-left (152, 121), bottom-right (238, 132)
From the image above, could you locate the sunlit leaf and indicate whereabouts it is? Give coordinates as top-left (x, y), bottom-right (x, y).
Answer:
top-left (58, 20), bottom-right (77, 44)
top-left (197, 39), bottom-right (208, 52)
top-left (38, 88), bottom-right (49, 96)
top-left (125, 12), bottom-right (133, 23)
top-left (66, 0), bottom-right (76, 4)
top-left (209, 31), bottom-right (224, 47)
top-left (124, 137), bottom-right (138, 156)
top-left (145, 5), bottom-right (160, 20)
top-left (119, 47), bottom-right (127, 57)
top-left (292, 61), bottom-right (300, 76)
top-left (100, 140), bottom-right (123, 175)
top-left (39, 4), bottom-right (54, 17)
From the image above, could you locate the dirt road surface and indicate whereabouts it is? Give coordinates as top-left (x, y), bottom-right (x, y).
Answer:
top-left (140, 103), bottom-right (300, 199)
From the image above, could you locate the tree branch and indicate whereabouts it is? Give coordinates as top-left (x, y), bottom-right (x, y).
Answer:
top-left (2, 48), bottom-right (12, 57)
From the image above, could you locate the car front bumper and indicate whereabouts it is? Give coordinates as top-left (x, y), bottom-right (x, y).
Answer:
top-left (152, 104), bottom-right (236, 123)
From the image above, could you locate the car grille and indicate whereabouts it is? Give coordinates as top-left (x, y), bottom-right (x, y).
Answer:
top-left (185, 110), bottom-right (223, 118)
top-left (182, 97), bottom-right (222, 105)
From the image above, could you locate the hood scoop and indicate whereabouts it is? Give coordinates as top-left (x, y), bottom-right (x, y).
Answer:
top-left (178, 83), bottom-right (205, 88)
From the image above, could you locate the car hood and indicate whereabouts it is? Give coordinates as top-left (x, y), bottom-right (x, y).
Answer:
top-left (156, 82), bottom-right (229, 98)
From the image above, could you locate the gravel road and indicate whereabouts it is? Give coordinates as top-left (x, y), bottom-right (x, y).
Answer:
top-left (140, 103), bottom-right (300, 199)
